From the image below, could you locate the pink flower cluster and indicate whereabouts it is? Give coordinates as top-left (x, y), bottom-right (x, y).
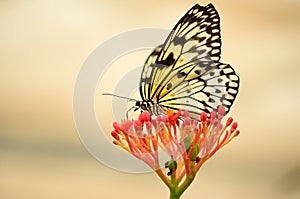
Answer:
top-left (111, 106), bottom-right (240, 188)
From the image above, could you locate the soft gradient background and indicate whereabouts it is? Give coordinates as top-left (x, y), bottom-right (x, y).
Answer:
top-left (1, 0), bottom-right (300, 198)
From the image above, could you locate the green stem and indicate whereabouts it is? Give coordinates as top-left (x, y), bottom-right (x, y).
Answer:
top-left (177, 175), bottom-right (195, 196)
top-left (169, 188), bottom-right (182, 199)
top-left (169, 164), bottom-right (196, 199)
top-left (169, 174), bottom-right (195, 199)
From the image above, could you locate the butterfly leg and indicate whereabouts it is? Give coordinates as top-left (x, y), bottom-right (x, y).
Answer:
top-left (126, 106), bottom-right (135, 120)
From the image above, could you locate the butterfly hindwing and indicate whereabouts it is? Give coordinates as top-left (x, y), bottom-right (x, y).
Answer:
top-left (157, 62), bottom-right (239, 119)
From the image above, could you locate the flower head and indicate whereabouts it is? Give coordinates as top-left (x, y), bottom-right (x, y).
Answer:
top-left (111, 106), bottom-right (240, 197)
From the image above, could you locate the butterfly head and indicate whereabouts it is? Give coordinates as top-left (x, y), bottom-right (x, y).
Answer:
top-left (134, 100), bottom-right (151, 112)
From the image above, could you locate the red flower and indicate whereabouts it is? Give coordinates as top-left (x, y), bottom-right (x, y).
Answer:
top-left (111, 106), bottom-right (240, 198)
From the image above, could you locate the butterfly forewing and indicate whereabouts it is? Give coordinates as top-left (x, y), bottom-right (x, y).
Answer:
top-left (139, 3), bottom-right (239, 119)
top-left (161, 3), bottom-right (222, 63)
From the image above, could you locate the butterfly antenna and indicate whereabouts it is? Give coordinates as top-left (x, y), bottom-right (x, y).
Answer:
top-left (102, 93), bottom-right (137, 102)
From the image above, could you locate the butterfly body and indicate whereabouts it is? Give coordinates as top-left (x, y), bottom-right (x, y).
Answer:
top-left (135, 3), bottom-right (239, 120)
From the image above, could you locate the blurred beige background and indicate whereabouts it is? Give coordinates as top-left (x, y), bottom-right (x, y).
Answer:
top-left (1, 0), bottom-right (300, 198)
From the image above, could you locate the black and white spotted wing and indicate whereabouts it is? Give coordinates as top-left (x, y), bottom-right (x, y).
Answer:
top-left (139, 3), bottom-right (239, 119)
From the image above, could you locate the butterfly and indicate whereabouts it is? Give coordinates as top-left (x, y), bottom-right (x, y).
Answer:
top-left (132, 3), bottom-right (240, 120)
top-left (104, 3), bottom-right (239, 120)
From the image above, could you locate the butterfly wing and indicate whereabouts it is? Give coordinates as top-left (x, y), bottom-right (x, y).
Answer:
top-left (156, 61), bottom-right (239, 119)
top-left (140, 3), bottom-right (239, 119)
